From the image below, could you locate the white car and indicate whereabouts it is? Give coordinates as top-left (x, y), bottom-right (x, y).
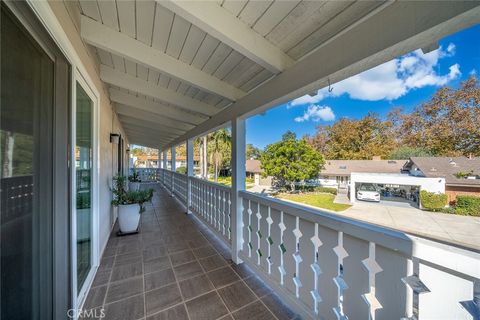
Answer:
top-left (356, 184), bottom-right (380, 202)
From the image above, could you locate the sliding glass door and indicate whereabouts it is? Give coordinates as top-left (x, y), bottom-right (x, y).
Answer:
top-left (75, 83), bottom-right (94, 294)
top-left (1, 2), bottom-right (70, 318)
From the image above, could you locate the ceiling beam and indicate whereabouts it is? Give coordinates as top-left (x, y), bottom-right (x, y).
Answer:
top-left (101, 65), bottom-right (219, 116)
top-left (126, 134), bottom-right (172, 147)
top-left (81, 15), bottom-right (245, 101)
top-left (127, 136), bottom-right (166, 148)
top-left (166, 1), bottom-right (480, 148)
top-left (115, 104), bottom-right (195, 132)
top-left (118, 115), bottom-right (187, 136)
top-left (122, 125), bottom-right (179, 140)
top-left (126, 130), bottom-right (172, 142)
top-left (110, 88), bottom-right (207, 125)
top-left (158, 1), bottom-right (295, 73)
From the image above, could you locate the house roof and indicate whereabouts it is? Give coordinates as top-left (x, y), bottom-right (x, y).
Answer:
top-left (405, 157), bottom-right (480, 187)
top-left (320, 159), bottom-right (407, 175)
top-left (246, 159), bottom-right (262, 174)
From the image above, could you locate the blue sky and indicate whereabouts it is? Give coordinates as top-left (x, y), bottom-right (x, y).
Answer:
top-left (246, 24), bottom-right (480, 149)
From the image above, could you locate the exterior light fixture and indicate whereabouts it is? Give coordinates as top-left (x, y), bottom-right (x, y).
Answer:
top-left (110, 133), bottom-right (120, 144)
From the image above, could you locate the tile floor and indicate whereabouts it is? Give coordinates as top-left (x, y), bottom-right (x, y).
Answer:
top-left (82, 184), bottom-right (300, 320)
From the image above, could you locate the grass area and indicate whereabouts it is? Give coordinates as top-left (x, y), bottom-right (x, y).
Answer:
top-left (208, 176), bottom-right (255, 188)
top-left (277, 192), bottom-right (351, 212)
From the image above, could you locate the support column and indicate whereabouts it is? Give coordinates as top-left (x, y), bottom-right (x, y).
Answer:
top-left (162, 151), bottom-right (167, 169)
top-left (186, 139), bottom-right (194, 214)
top-left (231, 118), bottom-right (246, 264)
top-left (171, 146), bottom-right (176, 172)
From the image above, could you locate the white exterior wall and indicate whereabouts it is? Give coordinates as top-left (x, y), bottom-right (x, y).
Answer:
top-left (48, 1), bottom-right (129, 258)
top-left (349, 173), bottom-right (445, 204)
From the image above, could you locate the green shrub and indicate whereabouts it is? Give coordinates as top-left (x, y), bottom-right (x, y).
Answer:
top-left (314, 186), bottom-right (338, 195)
top-left (176, 166), bottom-right (187, 174)
top-left (420, 190), bottom-right (447, 211)
top-left (455, 195), bottom-right (480, 216)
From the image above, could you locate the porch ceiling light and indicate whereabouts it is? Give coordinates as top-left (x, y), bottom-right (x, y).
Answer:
top-left (110, 133), bottom-right (120, 144)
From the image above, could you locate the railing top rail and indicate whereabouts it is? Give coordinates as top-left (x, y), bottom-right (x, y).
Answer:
top-left (240, 190), bottom-right (413, 256)
top-left (190, 176), bottom-right (232, 192)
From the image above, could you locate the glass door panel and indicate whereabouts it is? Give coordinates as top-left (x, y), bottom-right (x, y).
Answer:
top-left (75, 83), bottom-right (93, 293)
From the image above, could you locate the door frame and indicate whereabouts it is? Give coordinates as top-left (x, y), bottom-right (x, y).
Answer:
top-left (26, 0), bottom-right (102, 314)
top-left (71, 69), bottom-right (100, 310)
top-left (2, 1), bottom-right (72, 318)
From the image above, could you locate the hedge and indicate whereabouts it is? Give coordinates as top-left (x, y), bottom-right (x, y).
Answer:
top-left (455, 195), bottom-right (480, 216)
top-left (420, 190), bottom-right (447, 211)
top-left (314, 187), bottom-right (338, 195)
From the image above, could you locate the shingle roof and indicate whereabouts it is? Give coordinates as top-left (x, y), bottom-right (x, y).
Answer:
top-left (246, 159), bottom-right (262, 174)
top-left (406, 157), bottom-right (480, 186)
top-left (321, 160), bottom-right (407, 175)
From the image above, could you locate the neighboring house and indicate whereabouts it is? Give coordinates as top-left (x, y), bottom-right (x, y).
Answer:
top-left (319, 158), bottom-right (446, 206)
top-left (246, 159), bottom-right (271, 186)
top-left (319, 158), bottom-right (408, 189)
top-left (404, 157), bottom-right (480, 203)
top-left (133, 154), bottom-right (200, 170)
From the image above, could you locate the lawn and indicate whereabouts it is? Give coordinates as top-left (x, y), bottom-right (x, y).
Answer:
top-left (277, 192), bottom-right (351, 212)
top-left (208, 176), bottom-right (255, 189)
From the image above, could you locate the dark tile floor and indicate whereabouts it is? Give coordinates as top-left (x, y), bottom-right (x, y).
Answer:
top-left (82, 184), bottom-right (300, 320)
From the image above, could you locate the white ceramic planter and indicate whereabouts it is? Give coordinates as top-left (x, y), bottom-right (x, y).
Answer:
top-left (118, 203), bottom-right (140, 233)
top-left (129, 181), bottom-right (140, 191)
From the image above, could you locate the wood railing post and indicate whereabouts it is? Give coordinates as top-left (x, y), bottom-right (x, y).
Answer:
top-left (186, 138), bottom-right (194, 214)
top-left (231, 117), bottom-right (246, 264)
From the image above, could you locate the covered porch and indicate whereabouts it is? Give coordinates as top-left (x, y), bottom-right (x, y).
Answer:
top-left (83, 184), bottom-right (296, 320)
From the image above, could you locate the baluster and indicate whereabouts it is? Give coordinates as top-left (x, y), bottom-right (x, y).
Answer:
top-left (333, 232), bottom-right (349, 320)
top-left (342, 234), bottom-right (370, 319)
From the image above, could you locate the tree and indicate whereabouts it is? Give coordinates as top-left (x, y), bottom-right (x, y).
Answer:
top-left (261, 131), bottom-right (324, 191)
top-left (305, 113), bottom-right (396, 159)
top-left (246, 144), bottom-right (262, 160)
top-left (396, 76), bottom-right (480, 156)
top-left (208, 129), bottom-right (231, 181)
top-left (388, 146), bottom-right (432, 159)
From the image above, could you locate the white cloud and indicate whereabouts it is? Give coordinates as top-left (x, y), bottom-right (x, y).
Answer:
top-left (289, 91), bottom-right (325, 107)
top-left (288, 42), bottom-right (460, 106)
top-left (470, 69), bottom-right (477, 76)
top-left (294, 105), bottom-right (335, 122)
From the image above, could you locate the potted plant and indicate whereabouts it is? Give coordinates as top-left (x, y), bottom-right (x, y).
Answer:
top-left (111, 175), bottom-right (154, 234)
top-left (128, 170), bottom-right (141, 191)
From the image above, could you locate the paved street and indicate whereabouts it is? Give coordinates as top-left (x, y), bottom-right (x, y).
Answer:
top-left (340, 201), bottom-right (480, 251)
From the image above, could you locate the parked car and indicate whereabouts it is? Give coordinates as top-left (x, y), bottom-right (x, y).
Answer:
top-left (356, 184), bottom-right (380, 202)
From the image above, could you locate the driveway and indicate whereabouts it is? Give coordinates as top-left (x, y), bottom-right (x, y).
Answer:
top-left (340, 201), bottom-right (480, 252)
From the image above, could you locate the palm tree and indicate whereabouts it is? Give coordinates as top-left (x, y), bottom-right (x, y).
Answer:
top-left (209, 129), bottom-right (231, 182)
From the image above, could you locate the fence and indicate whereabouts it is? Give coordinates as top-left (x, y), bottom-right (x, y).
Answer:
top-left (157, 169), bottom-right (479, 319)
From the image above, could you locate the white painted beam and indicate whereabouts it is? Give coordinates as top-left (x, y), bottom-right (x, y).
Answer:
top-left (126, 132), bottom-right (172, 145)
top-left (81, 15), bottom-right (246, 101)
top-left (101, 65), bottom-right (219, 116)
top-left (122, 125), bottom-right (179, 140)
top-left (118, 115), bottom-right (187, 136)
top-left (159, 1), bottom-right (295, 73)
top-left (115, 104), bottom-right (195, 131)
top-left (167, 1), bottom-right (480, 148)
top-left (110, 88), bottom-right (207, 125)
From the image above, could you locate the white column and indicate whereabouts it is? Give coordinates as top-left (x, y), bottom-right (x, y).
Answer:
top-left (231, 118), bottom-right (246, 264)
top-left (162, 151), bottom-right (167, 169)
top-left (171, 146), bottom-right (176, 195)
top-left (186, 139), bottom-right (194, 214)
top-left (171, 146), bottom-right (176, 171)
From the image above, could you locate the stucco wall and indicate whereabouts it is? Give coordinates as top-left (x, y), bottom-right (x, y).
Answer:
top-left (48, 1), bottom-right (128, 254)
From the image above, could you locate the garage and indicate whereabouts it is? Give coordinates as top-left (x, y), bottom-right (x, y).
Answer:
top-left (350, 173), bottom-right (445, 208)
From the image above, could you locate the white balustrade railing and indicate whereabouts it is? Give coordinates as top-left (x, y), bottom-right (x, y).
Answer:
top-left (172, 172), bottom-right (188, 203)
top-left (238, 190), bottom-right (480, 320)
top-left (155, 168), bottom-right (479, 320)
top-left (130, 168), bottom-right (160, 182)
top-left (189, 177), bottom-right (232, 245)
